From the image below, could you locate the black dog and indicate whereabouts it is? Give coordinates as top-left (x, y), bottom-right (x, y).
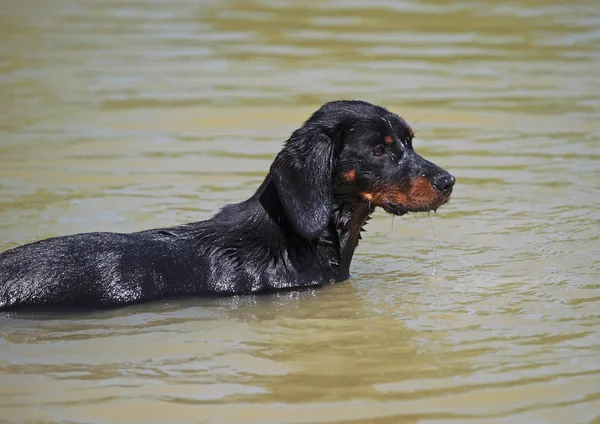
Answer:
top-left (0, 101), bottom-right (455, 310)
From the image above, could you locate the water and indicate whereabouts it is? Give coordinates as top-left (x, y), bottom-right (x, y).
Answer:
top-left (1, 0), bottom-right (600, 422)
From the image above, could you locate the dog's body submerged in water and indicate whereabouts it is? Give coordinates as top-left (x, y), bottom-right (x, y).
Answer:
top-left (0, 101), bottom-right (455, 310)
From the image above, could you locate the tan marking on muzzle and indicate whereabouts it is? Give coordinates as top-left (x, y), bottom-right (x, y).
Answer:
top-left (360, 177), bottom-right (449, 211)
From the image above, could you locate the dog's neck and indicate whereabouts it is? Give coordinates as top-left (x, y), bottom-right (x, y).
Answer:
top-left (331, 201), bottom-right (374, 280)
top-left (255, 177), bottom-right (373, 280)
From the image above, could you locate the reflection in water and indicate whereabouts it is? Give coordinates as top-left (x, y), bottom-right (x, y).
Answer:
top-left (1, 0), bottom-right (600, 422)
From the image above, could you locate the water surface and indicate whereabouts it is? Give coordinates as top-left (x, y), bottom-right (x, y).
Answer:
top-left (1, 0), bottom-right (599, 422)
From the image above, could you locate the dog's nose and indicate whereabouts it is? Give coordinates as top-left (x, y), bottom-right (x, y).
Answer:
top-left (432, 173), bottom-right (455, 194)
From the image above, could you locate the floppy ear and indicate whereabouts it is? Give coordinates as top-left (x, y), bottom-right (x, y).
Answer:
top-left (270, 126), bottom-right (335, 239)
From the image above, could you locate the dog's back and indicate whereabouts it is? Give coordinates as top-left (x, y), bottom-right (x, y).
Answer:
top-left (0, 230), bottom-right (208, 308)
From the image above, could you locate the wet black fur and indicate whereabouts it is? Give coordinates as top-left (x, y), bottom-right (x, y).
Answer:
top-left (0, 101), bottom-right (454, 310)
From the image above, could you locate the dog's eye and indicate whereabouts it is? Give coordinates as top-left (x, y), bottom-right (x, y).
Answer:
top-left (372, 146), bottom-right (385, 157)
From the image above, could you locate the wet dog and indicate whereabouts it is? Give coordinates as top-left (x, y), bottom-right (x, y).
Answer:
top-left (0, 100), bottom-right (454, 309)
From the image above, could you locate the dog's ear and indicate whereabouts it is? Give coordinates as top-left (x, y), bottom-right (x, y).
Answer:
top-left (270, 126), bottom-right (335, 239)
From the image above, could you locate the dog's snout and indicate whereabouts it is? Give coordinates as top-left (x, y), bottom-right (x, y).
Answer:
top-left (432, 173), bottom-right (455, 194)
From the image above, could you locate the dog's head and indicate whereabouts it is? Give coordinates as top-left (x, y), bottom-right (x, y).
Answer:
top-left (271, 100), bottom-right (455, 239)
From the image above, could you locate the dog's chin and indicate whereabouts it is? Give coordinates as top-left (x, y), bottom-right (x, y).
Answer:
top-left (381, 198), bottom-right (450, 216)
top-left (381, 203), bottom-right (409, 216)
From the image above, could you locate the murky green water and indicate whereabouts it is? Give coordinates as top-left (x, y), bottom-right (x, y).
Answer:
top-left (1, 0), bottom-right (600, 422)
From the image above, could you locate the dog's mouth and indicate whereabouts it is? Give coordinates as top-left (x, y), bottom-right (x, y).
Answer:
top-left (380, 194), bottom-right (451, 216)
